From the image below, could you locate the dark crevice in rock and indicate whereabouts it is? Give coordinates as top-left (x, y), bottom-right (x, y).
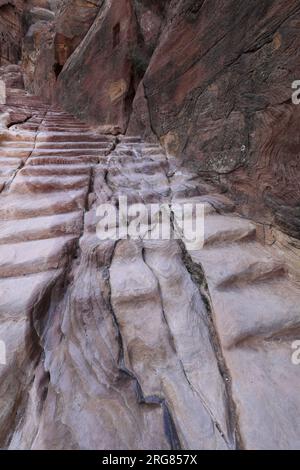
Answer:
top-left (112, 23), bottom-right (121, 48)
top-left (53, 62), bottom-right (63, 79)
top-left (142, 81), bottom-right (160, 143)
top-left (124, 70), bottom-right (137, 134)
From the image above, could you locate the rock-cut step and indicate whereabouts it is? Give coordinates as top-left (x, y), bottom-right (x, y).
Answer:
top-left (0, 149), bottom-right (34, 159)
top-left (20, 164), bottom-right (91, 176)
top-left (0, 236), bottom-right (77, 278)
top-left (36, 132), bottom-right (114, 143)
top-left (0, 269), bottom-right (63, 316)
top-left (35, 141), bottom-right (110, 150)
top-left (207, 278), bottom-right (300, 350)
top-left (27, 155), bottom-right (100, 166)
top-left (0, 141), bottom-right (36, 149)
top-left (31, 149), bottom-right (108, 158)
top-left (0, 157), bottom-right (22, 167)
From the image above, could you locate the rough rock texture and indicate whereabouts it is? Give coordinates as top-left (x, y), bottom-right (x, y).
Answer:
top-left (21, 1), bottom-right (59, 101)
top-left (0, 0), bottom-right (23, 66)
top-left (21, 0), bottom-right (100, 101)
top-left (53, 0), bottom-right (300, 239)
top-left (56, 0), bottom-right (139, 132)
top-left (55, 0), bottom-right (168, 131)
top-left (55, 0), bottom-right (104, 58)
top-left (3, 2), bottom-right (298, 237)
top-left (0, 82), bottom-right (300, 449)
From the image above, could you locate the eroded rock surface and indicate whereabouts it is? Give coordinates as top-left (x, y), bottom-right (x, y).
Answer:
top-left (51, 0), bottom-right (300, 239)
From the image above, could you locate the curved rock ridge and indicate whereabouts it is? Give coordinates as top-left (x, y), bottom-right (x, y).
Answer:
top-left (0, 86), bottom-right (299, 449)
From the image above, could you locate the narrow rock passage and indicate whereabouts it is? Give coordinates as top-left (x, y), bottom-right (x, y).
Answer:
top-left (0, 89), bottom-right (299, 450)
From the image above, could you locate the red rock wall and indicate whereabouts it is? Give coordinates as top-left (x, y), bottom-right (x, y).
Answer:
top-left (56, 0), bottom-right (137, 132)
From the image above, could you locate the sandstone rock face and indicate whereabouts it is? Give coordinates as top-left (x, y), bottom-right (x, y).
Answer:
top-left (53, 0), bottom-right (300, 239)
top-left (21, 1), bottom-right (59, 101)
top-left (21, 0), bottom-right (100, 101)
top-left (0, 81), bottom-right (300, 449)
top-left (55, 0), bottom-right (103, 59)
top-left (0, 64), bottom-right (24, 89)
top-left (0, 0), bottom-right (23, 66)
top-left (55, 0), bottom-right (167, 132)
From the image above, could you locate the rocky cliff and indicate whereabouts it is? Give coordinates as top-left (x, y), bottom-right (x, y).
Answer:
top-left (55, 0), bottom-right (300, 239)
top-left (0, 0), bottom-right (300, 451)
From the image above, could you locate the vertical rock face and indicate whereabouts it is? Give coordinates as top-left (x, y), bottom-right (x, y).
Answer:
top-left (54, 0), bottom-right (300, 238)
top-left (21, 0), bottom-right (102, 101)
top-left (55, 0), bottom-right (104, 59)
top-left (56, 0), bottom-right (137, 131)
top-left (21, 1), bottom-right (60, 101)
top-left (0, 0), bottom-right (23, 66)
